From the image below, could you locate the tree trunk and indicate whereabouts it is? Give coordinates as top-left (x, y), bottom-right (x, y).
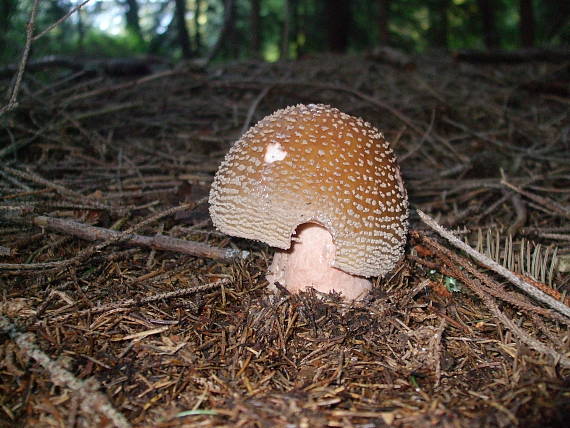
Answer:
top-left (77, 7), bottom-right (85, 54)
top-left (295, 0), bottom-right (307, 57)
top-left (291, 0), bottom-right (300, 58)
top-left (125, 0), bottom-right (143, 42)
top-left (250, 0), bottom-right (261, 58)
top-left (207, 0), bottom-right (236, 63)
top-left (148, 0), bottom-right (173, 53)
top-left (174, 0), bottom-right (192, 58)
top-left (281, 0), bottom-right (291, 59)
top-left (542, 0), bottom-right (569, 41)
top-left (325, 0), bottom-right (350, 52)
top-left (519, 0), bottom-right (535, 47)
top-left (225, 0), bottom-right (238, 58)
top-left (476, 0), bottom-right (499, 49)
top-left (428, 0), bottom-right (449, 49)
top-left (377, 0), bottom-right (391, 46)
top-left (0, 0), bottom-right (16, 58)
top-left (193, 0), bottom-right (203, 54)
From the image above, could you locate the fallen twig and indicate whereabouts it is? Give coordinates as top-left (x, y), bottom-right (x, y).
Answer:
top-left (414, 231), bottom-right (570, 367)
top-left (36, 278), bottom-right (229, 325)
top-left (33, 1), bottom-right (91, 41)
top-left (502, 179), bottom-right (570, 221)
top-left (240, 85), bottom-right (273, 135)
top-left (417, 209), bottom-right (570, 319)
top-left (0, 315), bottom-right (131, 427)
top-left (1, 166), bottom-right (117, 212)
top-left (413, 234), bottom-right (570, 327)
top-left (1, 201), bottom-right (242, 273)
top-left (29, 215), bottom-right (247, 261)
top-left (430, 249), bottom-right (570, 368)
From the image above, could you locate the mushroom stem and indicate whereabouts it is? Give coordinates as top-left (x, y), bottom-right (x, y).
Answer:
top-left (267, 223), bottom-right (372, 300)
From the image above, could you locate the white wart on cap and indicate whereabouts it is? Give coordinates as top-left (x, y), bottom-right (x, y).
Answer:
top-left (209, 104), bottom-right (408, 300)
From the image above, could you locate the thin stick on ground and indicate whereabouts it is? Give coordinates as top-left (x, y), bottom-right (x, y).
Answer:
top-left (412, 234), bottom-right (570, 327)
top-left (417, 209), bottom-right (570, 319)
top-left (36, 278), bottom-right (230, 325)
top-left (432, 318), bottom-right (446, 387)
top-left (0, 315), bottom-right (131, 428)
top-left (3, 201), bottom-right (235, 273)
top-left (412, 231), bottom-right (570, 368)
top-left (26, 215), bottom-right (246, 261)
top-left (502, 179), bottom-right (570, 221)
top-left (1, 165), bottom-right (116, 212)
top-left (424, 246), bottom-right (570, 369)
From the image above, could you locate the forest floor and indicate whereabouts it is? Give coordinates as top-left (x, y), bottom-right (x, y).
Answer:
top-left (0, 52), bottom-right (569, 427)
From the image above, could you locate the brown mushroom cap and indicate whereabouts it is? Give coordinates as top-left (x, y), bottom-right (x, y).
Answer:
top-left (209, 104), bottom-right (408, 277)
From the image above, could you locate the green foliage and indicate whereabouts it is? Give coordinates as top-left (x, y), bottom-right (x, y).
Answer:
top-left (447, 0), bottom-right (485, 50)
top-left (82, 30), bottom-right (150, 57)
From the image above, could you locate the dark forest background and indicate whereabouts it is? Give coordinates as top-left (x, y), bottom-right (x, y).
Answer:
top-left (1, 0), bottom-right (569, 66)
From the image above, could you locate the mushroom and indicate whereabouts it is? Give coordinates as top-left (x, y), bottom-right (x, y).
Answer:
top-left (209, 104), bottom-right (408, 300)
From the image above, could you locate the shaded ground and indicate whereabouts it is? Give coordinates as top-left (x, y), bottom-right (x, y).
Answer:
top-left (1, 53), bottom-right (569, 427)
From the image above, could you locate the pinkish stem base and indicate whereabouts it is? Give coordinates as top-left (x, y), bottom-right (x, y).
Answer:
top-left (267, 223), bottom-right (371, 300)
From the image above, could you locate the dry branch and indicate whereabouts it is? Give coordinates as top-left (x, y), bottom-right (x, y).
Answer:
top-left (415, 236), bottom-right (570, 368)
top-left (0, 202), bottom-right (224, 274)
top-left (33, 1), bottom-right (91, 41)
top-left (413, 233), bottom-right (570, 328)
top-left (2, 202), bottom-right (248, 273)
top-left (37, 278), bottom-right (229, 325)
top-left (417, 209), bottom-right (570, 319)
top-left (30, 215), bottom-right (247, 261)
top-left (0, 315), bottom-right (130, 428)
top-left (241, 86), bottom-right (273, 135)
top-left (502, 179), bottom-right (570, 221)
top-left (1, 165), bottom-right (117, 212)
